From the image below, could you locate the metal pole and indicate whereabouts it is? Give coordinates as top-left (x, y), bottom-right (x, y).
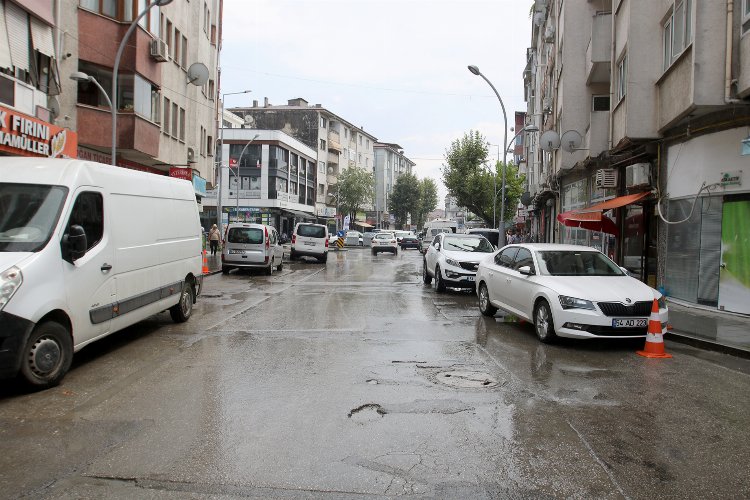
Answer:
top-left (235, 133), bottom-right (259, 223)
top-left (111, 0), bottom-right (163, 166)
top-left (217, 90), bottom-right (251, 233)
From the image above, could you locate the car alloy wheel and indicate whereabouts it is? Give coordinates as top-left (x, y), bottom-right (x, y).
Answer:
top-left (534, 300), bottom-right (557, 343)
top-left (478, 283), bottom-right (497, 317)
top-left (435, 265), bottom-right (446, 292)
top-left (422, 260), bottom-right (432, 284)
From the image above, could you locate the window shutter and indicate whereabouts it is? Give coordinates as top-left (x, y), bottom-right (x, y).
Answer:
top-left (0, 2), bottom-right (12, 70)
top-left (30, 16), bottom-right (55, 58)
top-left (5, 2), bottom-right (29, 72)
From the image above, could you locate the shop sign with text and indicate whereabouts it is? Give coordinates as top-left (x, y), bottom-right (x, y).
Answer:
top-left (0, 104), bottom-right (77, 158)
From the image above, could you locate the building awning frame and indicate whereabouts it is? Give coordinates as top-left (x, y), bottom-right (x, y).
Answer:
top-left (557, 191), bottom-right (651, 236)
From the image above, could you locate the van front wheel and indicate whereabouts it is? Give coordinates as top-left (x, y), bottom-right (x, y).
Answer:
top-left (19, 321), bottom-right (73, 389)
top-left (170, 282), bottom-right (194, 323)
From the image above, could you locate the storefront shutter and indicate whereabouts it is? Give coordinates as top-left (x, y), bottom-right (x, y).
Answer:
top-left (5, 1), bottom-right (29, 72)
top-left (30, 16), bottom-right (54, 58)
top-left (0, 1), bottom-right (13, 70)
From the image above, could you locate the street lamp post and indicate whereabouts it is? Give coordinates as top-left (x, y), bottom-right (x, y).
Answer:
top-left (217, 90), bottom-right (251, 234)
top-left (486, 142), bottom-right (501, 228)
top-left (230, 133), bottom-right (260, 222)
top-left (468, 65), bottom-right (507, 242)
top-left (111, 0), bottom-right (173, 166)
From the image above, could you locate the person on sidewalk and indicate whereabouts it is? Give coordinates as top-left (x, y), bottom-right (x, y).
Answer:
top-left (208, 224), bottom-right (221, 255)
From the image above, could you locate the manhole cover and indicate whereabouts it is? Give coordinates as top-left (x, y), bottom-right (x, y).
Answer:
top-left (436, 370), bottom-right (499, 388)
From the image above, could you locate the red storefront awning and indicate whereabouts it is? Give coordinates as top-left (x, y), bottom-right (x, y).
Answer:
top-left (556, 191), bottom-right (651, 236)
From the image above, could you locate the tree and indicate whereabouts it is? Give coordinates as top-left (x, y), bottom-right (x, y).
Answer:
top-left (442, 130), bottom-right (525, 229)
top-left (336, 166), bottom-right (374, 223)
top-left (389, 173), bottom-right (421, 228)
top-left (416, 178), bottom-right (438, 229)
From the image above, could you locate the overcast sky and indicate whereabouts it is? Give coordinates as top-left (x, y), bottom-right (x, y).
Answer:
top-left (219, 0), bottom-right (532, 203)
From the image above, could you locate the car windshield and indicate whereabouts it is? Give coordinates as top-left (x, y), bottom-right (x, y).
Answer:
top-left (443, 236), bottom-right (494, 253)
top-left (0, 183), bottom-right (68, 253)
top-left (298, 225), bottom-right (326, 238)
top-left (228, 227), bottom-right (264, 244)
top-left (375, 233), bottom-right (394, 240)
top-left (537, 250), bottom-right (625, 276)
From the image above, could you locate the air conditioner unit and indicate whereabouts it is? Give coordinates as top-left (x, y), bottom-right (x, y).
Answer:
top-left (595, 168), bottom-right (618, 188)
top-left (187, 147), bottom-right (195, 163)
top-left (150, 39), bottom-right (168, 62)
top-left (625, 163), bottom-right (650, 187)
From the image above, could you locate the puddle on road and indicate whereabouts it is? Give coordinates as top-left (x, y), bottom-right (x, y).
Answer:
top-left (435, 370), bottom-right (501, 389)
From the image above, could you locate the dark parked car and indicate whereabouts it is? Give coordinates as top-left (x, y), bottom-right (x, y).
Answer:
top-left (399, 234), bottom-right (420, 249)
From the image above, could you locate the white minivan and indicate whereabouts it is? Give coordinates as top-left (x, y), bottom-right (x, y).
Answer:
top-left (0, 158), bottom-right (203, 388)
top-left (290, 222), bottom-right (328, 262)
top-left (221, 223), bottom-right (284, 274)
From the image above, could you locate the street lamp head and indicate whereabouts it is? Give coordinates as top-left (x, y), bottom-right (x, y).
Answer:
top-left (524, 125), bottom-right (540, 133)
top-left (155, 0), bottom-right (174, 5)
top-left (69, 71), bottom-right (92, 82)
top-left (467, 65), bottom-right (481, 76)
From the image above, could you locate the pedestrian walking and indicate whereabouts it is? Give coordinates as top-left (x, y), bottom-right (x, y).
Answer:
top-left (209, 223), bottom-right (221, 255)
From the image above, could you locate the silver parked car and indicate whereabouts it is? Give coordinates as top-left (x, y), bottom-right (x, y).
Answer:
top-left (221, 223), bottom-right (284, 275)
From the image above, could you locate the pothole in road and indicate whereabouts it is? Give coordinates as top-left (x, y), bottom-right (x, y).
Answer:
top-left (348, 403), bottom-right (386, 422)
top-left (435, 370), bottom-right (500, 389)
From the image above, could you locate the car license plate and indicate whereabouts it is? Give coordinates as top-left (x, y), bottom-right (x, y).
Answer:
top-left (228, 249), bottom-right (245, 254)
top-left (464, 276), bottom-right (475, 281)
top-left (304, 242), bottom-right (316, 246)
top-left (612, 318), bottom-right (647, 328)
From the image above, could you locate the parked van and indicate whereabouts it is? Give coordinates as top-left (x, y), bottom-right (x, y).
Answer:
top-left (422, 218), bottom-right (458, 240)
top-left (0, 158), bottom-right (203, 388)
top-left (466, 228), bottom-right (501, 249)
top-left (290, 222), bottom-right (328, 262)
top-left (221, 223), bottom-right (283, 275)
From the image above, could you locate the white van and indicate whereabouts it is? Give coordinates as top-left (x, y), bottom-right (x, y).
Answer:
top-left (290, 222), bottom-right (328, 262)
top-left (221, 223), bottom-right (284, 274)
top-left (0, 158), bottom-right (203, 388)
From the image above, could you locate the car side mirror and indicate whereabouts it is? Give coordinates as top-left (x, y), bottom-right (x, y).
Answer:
top-left (435, 243), bottom-right (440, 251)
top-left (518, 265), bottom-right (534, 276)
top-left (62, 224), bottom-right (87, 263)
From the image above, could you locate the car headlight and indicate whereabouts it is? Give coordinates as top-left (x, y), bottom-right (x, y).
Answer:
top-left (0, 266), bottom-right (23, 312)
top-left (559, 295), bottom-right (595, 310)
top-left (657, 295), bottom-right (667, 309)
top-left (444, 258), bottom-right (460, 267)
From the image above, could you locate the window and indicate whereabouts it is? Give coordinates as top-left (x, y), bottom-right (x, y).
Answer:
top-left (0, 75), bottom-right (14, 106)
top-left (171, 102), bottom-right (178, 139)
top-left (200, 126), bottom-right (206, 156)
top-left (616, 54), bottom-right (627, 101)
top-left (181, 35), bottom-right (188, 68)
top-left (208, 79), bottom-right (215, 100)
top-left (165, 19), bottom-right (173, 57)
top-left (320, 117), bottom-right (327, 128)
top-left (75, 63), bottom-right (113, 109)
top-left (179, 107), bottom-right (185, 141)
top-left (207, 135), bottom-right (213, 156)
top-left (495, 247), bottom-right (518, 268)
top-left (163, 97), bottom-right (170, 134)
top-left (358, 135), bottom-right (362, 145)
top-left (320, 139), bottom-right (326, 150)
top-left (663, 0), bottom-right (692, 70)
top-left (133, 74), bottom-right (160, 122)
top-left (203, 2), bottom-right (210, 35)
top-left (174, 28), bottom-right (181, 63)
top-left (319, 162), bottom-right (325, 174)
top-left (743, 0), bottom-right (750, 33)
top-left (68, 191), bottom-right (104, 251)
top-left (592, 95), bottom-right (610, 111)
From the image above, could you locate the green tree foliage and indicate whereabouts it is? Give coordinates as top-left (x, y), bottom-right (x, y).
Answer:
top-left (416, 178), bottom-right (439, 229)
top-left (389, 173), bottom-right (421, 228)
top-left (442, 130), bottom-right (525, 228)
top-left (336, 166), bottom-right (374, 222)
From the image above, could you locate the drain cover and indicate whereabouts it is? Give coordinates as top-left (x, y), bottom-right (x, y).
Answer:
top-left (436, 370), bottom-right (499, 389)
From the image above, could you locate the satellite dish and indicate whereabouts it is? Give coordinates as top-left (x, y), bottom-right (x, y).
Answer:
top-left (539, 130), bottom-right (560, 151)
top-left (187, 62), bottom-right (209, 86)
top-left (560, 130), bottom-right (583, 153)
top-left (48, 96), bottom-right (60, 120)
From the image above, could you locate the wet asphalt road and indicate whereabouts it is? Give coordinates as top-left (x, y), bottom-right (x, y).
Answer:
top-left (1, 247), bottom-right (749, 499)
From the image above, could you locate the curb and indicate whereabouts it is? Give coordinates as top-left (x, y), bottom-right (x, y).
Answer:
top-left (667, 331), bottom-right (750, 360)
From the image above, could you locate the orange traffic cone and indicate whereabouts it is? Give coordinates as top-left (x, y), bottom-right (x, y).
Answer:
top-left (202, 250), bottom-right (209, 274)
top-left (637, 298), bottom-right (672, 359)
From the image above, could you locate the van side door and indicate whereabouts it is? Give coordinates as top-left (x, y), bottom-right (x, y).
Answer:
top-left (61, 189), bottom-right (115, 346)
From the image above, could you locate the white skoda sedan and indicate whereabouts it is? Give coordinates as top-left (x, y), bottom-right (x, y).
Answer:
top-left (475, 244), bottom-right (668, 343)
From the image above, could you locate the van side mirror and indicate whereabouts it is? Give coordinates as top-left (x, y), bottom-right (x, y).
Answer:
top-left (62, 224), bottom-right (87, 263)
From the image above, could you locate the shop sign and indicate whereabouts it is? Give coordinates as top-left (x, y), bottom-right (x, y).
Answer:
top-left (317, 207), bottom-right (336, 217)
top-left (720, 170), bottom-right (742, 187)
top-left (169, 167), bottom-right (192, 180)
top-left (77, 148), bottom-right (164, 174)
top-left (0, 104), bottom-right (77, 158)
top-left (192, 174), bottom-right (207, 197)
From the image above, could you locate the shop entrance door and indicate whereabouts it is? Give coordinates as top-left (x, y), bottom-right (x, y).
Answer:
top-left (719, 196), bottom-right (750, 313)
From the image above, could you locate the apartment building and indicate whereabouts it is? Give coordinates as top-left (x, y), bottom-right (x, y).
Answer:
top-left (523, 0), bottom-right (750, 314)
top-left (229, 98), bottom-right (377, 230)
top-left (52, 0), bottom-right (220, 209)
top-left (373, 142), bottom-right (415, 228)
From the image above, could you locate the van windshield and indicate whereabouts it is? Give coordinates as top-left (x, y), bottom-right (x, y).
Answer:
top-left (297, 225), bottom-right (326, 238)
top-left (228, 227), bottom-right (264, 244)
top-left (0, 183), bottom-right (68, 253)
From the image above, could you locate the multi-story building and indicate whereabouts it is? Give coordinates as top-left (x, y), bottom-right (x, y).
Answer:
top-left (55, 0), bottom-right (220, 210)
top-left (444, 195), bottom-right (467, 230)
top-left (229, 97), bottom-right (377, 231)
top-left (523, 0), bottom-right (750, 315)
top-left (373, 142), bottom-right (415, 228)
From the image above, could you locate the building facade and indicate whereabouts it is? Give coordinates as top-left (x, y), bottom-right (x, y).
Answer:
top-left (229, 97), bottom-right (377, 231)
top-left (523, 0), bottom-right (750, 315)
top-left (373, 142), bottom-right (415, 228)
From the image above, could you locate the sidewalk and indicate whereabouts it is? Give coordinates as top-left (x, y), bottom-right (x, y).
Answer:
top-left (666, 299), bottom-right (750, 358)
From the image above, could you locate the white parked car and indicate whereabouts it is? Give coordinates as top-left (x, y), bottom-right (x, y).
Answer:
top-left (422, 233), bottom-right (494, 292)
top-left (290, 222), bottom-right (328, 263)
top-left (475, 243), bottom-right (668, 343)
top-left (222, 223), bottom-right (284, 275)
top-left (344, 230), bottom-right (364, 246)
top-left (371, 232), bottom-right (398, 255)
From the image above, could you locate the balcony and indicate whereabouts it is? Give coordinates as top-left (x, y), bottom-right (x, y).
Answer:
top-left (76, 105), bottom-right (159, 158)
top-left (585, 12), bottom-right (612, 85)
top-left (587, 110), bottom-right (609, 158)
top-left (328, 131), bottom-right (342, 152)
top-left (326, 174), bottom-right (338, 185)
top-left (328, 151), bottom-right (339, 164)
